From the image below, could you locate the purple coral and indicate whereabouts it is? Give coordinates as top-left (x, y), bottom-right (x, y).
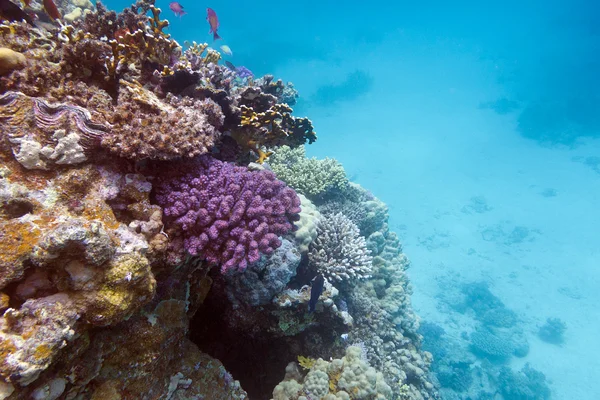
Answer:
top-left (155, 156), bottom-right (301, 273)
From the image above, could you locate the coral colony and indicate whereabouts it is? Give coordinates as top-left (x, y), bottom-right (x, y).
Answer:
top-left (0, 0), bottom-right (438, 399)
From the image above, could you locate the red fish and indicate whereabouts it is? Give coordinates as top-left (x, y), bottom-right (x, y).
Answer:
top-left (169, 2), bottom-right (186, 17)
top-left (42, 0), bottom-right (60, 20)
top-left (206, 8), bottom-right (220, 40)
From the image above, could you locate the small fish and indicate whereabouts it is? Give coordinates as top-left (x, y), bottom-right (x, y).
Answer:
top-left (42, 0), bottom-right (61, 20)
top-left (224, 60), bottom-right (236, 71)
top-left (308, 273), bottom-right (325, 313)
top-left (206, 8), bottom-right (220, 40)
top-left (169, 2), bottom-right (186, 17)
top-left (0, 0), bottom-right (34, 24)
top-left (220, 45), bottom-right (232, 56)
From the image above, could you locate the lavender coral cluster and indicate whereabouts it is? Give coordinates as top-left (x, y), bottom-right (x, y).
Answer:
top-left (155, 156), bottom-right (301, 272)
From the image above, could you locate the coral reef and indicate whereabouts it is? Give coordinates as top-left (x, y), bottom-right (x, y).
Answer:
top-left (309, 213), bottom-right (373, 285)
top-left (224, 239), bottom-right (301, 307)
top-left (155, 156), bottom-right (301, 272)
top-left (254, 74), bottom-right (299, 106)
top-left (268, 145), bottom-right (348, 200)
top-left (0, 2), bottom-right (439, 399)
top-left (272, 346), bottom-right (392, 399)
top-left (0, 48), bottom-right (26, 76)
top-left (232, 89), bottom-right (317, 163)
top-left (498, 364), bottom-right (551, 400)
top-left (293, 194), bottom-right (322, 253)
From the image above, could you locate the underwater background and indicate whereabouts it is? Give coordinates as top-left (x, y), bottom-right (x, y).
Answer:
top-left (0, 0), bottom-right (597, 397)
top-left (100, 0), bottom-right (599, 398)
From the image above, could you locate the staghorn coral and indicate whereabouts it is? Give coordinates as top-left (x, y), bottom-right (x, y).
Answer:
top-left (155, 156), bottom-right (301, 272)
top-left (268, 145), bottom-right (348, 199)
top-left (309, 213), bottom-right (372, 285)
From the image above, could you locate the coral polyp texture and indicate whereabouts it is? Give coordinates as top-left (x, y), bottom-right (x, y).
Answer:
top-left (268, 145), bottom-right (348, 199)
top-left (155, 156), bottom-right (301, 272)
top-left (272, 346), bottom-right (393, 399)
top-left (309, 213), bottom-right (373, 284)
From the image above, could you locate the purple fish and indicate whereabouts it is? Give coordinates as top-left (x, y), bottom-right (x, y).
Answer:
top-left (169, 2), bottom-right (186, 17)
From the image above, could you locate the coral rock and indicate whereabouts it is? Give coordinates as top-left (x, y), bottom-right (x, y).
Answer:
top-left (0, 48), bottom-right (26, 76)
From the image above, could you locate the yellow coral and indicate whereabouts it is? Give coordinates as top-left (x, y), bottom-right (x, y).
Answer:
top-left (297, 355), bottom-right (316, 370)
top-left (147, 5), bottom-right (170, 37)
top-left (0, 47), bottom-right (26, 76)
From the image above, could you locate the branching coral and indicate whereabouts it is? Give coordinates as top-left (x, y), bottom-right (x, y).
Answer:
top-left (269, 145), bottom-right (348, 200)
top-left (309, 213), bottom-right (372, 284)
top-left (155, 156), bottom-right (301, 272)
top-left (231, 87), bottom-right (316, 162)
top-left (254, 74), bottom-right (299, 106)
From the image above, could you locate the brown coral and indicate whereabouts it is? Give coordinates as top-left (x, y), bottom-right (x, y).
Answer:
top-left (101, 80), bottom-right (223, 160)
top-left (231, 87), bottom-right (316, 162)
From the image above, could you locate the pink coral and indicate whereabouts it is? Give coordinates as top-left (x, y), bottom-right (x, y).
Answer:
top-left (155, 156), bottom-right (301, 273)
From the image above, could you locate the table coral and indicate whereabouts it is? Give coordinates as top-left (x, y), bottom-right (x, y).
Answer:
top-left (155, 156), bottom-right (301, 272)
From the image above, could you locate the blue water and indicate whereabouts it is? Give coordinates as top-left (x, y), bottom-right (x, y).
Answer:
top-left (105, 0), bottom-right (600, 398)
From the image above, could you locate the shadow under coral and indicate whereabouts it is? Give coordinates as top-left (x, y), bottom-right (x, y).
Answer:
top-left (188, 265), bottom-right (339, 399)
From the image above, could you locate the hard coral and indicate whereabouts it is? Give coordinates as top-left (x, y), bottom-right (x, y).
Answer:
top-left (268, 145), bottom-right (348, 200)
top-left (272, 346), bottom-right (392, 400)
top-left (0, 48), bottom-right (26, 76)
top-left (231, 87), bottom-right (316, 163)
top-left (309, 213), bottom-right (372, 285)
top-left (155, 156), bottom-right (301, 272)
top-left (101, 81), bottom-right (223, 160)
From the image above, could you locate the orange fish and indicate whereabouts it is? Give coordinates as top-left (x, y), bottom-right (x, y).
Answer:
top-left (206, 8), bottom-right (220, 41)
top-left (42, 0), bottom-right (60, 20)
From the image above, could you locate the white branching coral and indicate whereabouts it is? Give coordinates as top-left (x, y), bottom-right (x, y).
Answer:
top-left (308, 213), bottom-right (372, 284)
